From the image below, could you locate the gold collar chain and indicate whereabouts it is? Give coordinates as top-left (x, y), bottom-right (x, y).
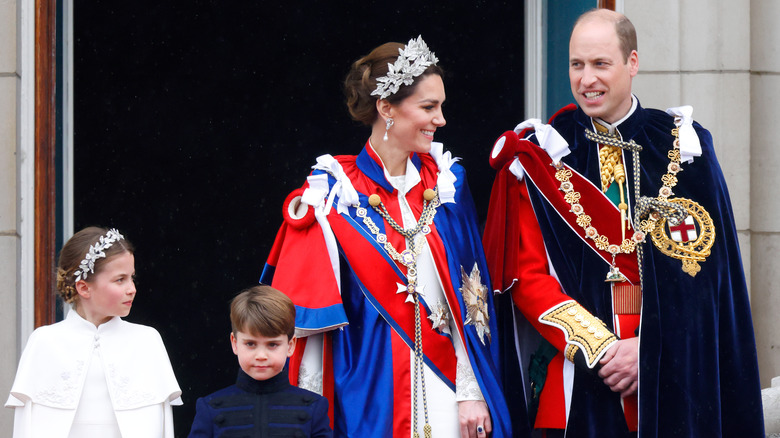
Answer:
top-left (557, 124), bottom-right (685, 282)
top-left (635, 123), bottom-right (688, 231)
top-left (554, 160), bottom-right (646, 282)
top-left (355, 187), bottom-right (439, 438)
top-left (355, 188), bottom-right (439, 295)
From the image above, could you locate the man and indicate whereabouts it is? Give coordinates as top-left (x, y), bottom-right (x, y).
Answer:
top-left (484, 9), bottom-right (764, 437)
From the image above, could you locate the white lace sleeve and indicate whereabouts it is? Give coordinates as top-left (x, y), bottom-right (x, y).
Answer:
top-left (455, 359), bottom-right (485, 401)
top-left (297, 334), bottom-right (324, 395)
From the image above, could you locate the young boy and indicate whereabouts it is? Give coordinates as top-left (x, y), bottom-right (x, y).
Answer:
top-left (188, 285), bottom-right (332, 438)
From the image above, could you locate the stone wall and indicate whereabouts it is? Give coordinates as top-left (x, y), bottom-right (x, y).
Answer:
top-left (0, 0), bottom-right (20, 433)
top-left (748, 0), bottom-right (780, 391)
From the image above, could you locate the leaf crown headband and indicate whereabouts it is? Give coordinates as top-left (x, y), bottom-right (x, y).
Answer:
top-left (74, 228), bottom-right (125, 282)
top-left (371, 35), bottom-right (439, 100)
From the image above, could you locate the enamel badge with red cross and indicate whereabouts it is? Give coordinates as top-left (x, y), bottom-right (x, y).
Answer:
top-left (650, 198), bottom-right (715, 277)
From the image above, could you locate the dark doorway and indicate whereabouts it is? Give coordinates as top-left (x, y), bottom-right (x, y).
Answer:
top-left (74, 2), bottom-right (524, 434)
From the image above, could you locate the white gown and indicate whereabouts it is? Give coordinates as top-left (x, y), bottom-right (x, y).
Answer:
top-left (5, 309), bottom-right (182, 438)
top-left (388, 167), bottom-right (484, 437)
top-left (68, 345), bottom-right (124, 437)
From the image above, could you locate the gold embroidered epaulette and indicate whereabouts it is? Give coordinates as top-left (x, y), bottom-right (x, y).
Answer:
top-left (539, 301), bottom-right (617, 368)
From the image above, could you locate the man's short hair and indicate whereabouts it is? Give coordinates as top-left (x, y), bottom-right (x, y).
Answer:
top-left (573, 9), bottom-right (638, 62)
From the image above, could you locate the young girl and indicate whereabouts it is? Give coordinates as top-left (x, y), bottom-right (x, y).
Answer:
top-left (5, 227), bottom-right (182, 438)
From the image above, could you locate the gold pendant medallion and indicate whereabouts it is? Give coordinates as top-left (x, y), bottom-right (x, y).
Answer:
top-left (605, 264), bottom-right (628, 282)
top-left (649, 197), bottom-right (715, 277)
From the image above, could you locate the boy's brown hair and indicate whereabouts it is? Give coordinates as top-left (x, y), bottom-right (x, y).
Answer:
top-left (230, 285), bottom-right (296, 339)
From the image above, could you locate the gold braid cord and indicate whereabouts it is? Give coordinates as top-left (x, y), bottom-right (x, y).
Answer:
top-left (540, 301), bottom-right (617, 368)
top-left (598, 145), bottom-right (623, 192)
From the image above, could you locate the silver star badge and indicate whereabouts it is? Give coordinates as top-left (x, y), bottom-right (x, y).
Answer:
top-left (428, 300), bottom-right (450, 335)
top-left (459, 263), bottom-right (491, 345)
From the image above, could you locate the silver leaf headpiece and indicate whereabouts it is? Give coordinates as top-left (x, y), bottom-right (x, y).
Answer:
top-left (74, 228), bottom-right (125, 282)
top-left (371, 35), bottom-right (439, 100)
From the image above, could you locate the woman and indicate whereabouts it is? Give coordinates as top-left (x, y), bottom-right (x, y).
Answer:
top-left (261, 37), bottom-right (518, 438)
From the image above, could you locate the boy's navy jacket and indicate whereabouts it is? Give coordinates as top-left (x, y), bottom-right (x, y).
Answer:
top-left (188, 367), bottom-right (332, 438)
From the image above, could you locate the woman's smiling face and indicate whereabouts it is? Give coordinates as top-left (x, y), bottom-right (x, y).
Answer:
top-left (385, 74), bottom-right (446, 155)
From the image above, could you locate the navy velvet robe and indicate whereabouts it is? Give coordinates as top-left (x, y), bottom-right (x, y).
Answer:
top-left (486, 102), bottom-right (764, 437)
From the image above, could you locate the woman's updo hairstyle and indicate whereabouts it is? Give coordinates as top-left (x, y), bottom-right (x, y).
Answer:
top-left (56, 226), bottom-right (134, 303)
top-left (344, 42), bottom-right (444, 126)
